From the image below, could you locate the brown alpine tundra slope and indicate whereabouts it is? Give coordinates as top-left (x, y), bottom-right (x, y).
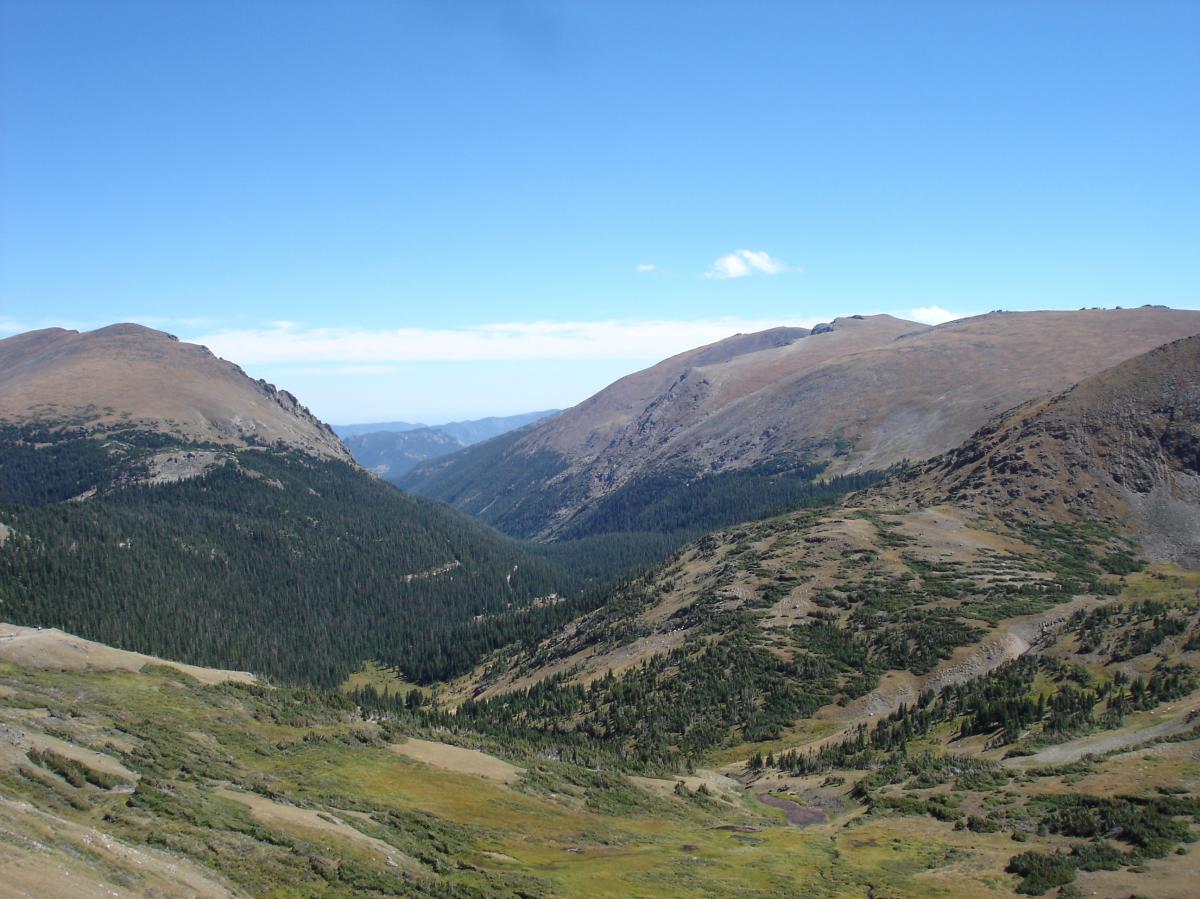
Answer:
top-left (404, 305), bottom-right (1200, 538)
top-left (0, 323), bottom-right (351, 462)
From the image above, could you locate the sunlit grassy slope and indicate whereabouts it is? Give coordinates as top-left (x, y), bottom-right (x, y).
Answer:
top-left (0, 654), bottom-right (1015, 898)
top-left (2, 568), bottom-right (1198, 898)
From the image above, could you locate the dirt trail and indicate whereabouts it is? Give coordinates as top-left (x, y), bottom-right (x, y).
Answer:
top-left (717, 596), bottom-right (1110, 778)
top-left (829, 595), bottom-right (1105, 724)
top-left (1004, 692), bottom-right (1200, 768)
top-left (0, 715), bottom-right (137, 783)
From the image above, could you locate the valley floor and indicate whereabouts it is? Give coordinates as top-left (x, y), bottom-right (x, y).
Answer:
top-left (2, 568), bottom-right (1199, 898)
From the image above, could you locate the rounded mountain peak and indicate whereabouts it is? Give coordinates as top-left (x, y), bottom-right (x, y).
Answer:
top-left (0, 322), bottom-right (351, 462)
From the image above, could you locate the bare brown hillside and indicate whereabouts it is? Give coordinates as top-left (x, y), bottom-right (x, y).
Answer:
top-left (524, 315), bottom-right (919, 470)
top-left (677, 306), bottom-right (1200, 475)
top-left (405, 306), bottom-right (1200, 538)
top-left (0, 323), bottom-right (351, 461)
top-left (890, 333), bottom-right (1200, 566)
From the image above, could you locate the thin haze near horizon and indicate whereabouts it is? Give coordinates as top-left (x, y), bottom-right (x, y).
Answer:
top-left (1, 1), bottom-right (1197, 421)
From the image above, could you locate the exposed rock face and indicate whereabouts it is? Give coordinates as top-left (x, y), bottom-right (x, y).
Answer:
top-left (406, 306), bottom-right (1200, 539)
top-left (0, 323), bottom-right (352, 462)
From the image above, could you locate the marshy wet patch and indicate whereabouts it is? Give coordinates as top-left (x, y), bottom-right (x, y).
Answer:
top-left (756, 792), bottom-right (826, 826)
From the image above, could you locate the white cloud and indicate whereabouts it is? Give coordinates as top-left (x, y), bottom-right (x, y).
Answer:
top-left (185, 317), bottom-right (828, 367)
top-left (705, 249), bottom-right (794, 280)
top-left (909, 305), bottom-right (962, 325)
top-left (634, 263), bottom-right (656, 273)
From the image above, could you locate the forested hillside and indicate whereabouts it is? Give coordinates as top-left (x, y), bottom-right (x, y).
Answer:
top-left (405, 430), bottom-right (888, 575)
top-left (0, 426), bottom-right (576, 687)
top-left (0, 325), bottom-right (591, 689)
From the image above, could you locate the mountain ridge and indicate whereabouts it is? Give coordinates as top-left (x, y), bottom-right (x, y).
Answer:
top-left (0, 323), bottom-right (352, 462)
top-left (885, 333), bottom-right (1200, 566)
top-left (443, 332), bottom-right (1200, 721)
top-left (404, 306), bottom-right (1200, 540)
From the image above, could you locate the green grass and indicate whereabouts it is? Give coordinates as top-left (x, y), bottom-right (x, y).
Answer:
top-left (9, 651), bottom-right (1123, 897)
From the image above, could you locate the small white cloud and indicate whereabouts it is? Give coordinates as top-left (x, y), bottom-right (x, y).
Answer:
top-left (909, 305), bottom-right (962, 326)
top-left (634, 263), bottom-right (656, 273)
top-left (705, 249), bottom-right (794, 280)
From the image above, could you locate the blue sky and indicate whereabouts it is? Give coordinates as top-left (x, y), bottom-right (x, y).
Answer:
top-left (2, 1), bottom-right (1197, 422)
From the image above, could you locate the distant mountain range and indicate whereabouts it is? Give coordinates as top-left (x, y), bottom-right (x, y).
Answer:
top-left (337, 410), bottom-right (559, 479)
top-left (340, 427), bottom-right (466, 478)
top-left (335, 409), bottom-right (558, 444)
top-left (333, 420), bottom-right (427, 437)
